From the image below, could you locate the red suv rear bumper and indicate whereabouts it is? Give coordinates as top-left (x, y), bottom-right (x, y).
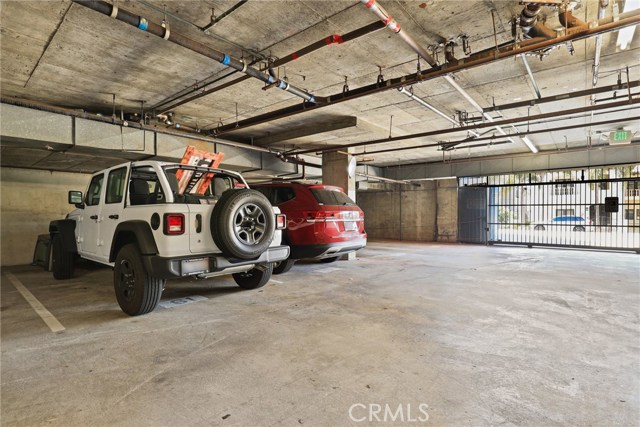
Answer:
top-left (289, 236), bottom-right (367, 260)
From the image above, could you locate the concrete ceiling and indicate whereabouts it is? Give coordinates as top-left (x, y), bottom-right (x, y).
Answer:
top-left (1, 0), bottom-right (639, 171)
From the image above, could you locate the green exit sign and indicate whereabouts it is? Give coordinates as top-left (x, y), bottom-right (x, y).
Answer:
top-left (610, 130), bottom-right (632, 143)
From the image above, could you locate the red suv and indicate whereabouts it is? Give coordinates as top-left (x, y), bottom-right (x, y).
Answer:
top-left (253, 183), bottom-right (367, 273)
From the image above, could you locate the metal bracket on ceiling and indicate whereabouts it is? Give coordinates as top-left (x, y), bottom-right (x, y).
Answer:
top-left (161, 5), bottom-right (170, 40)
top-left (377, 66), bottom-right (384, 85)
top-left (462, 34), bottom-right (471, 56)
top-left (343, 76), bottom-right (349, 94)
top-left (519, 0), bottom-right (563, 6)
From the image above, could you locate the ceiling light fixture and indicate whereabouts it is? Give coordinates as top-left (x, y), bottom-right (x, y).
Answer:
top-left (521, 135), bottom-right (539, 153)
top-left (617, 0), bottom-right (640, 49)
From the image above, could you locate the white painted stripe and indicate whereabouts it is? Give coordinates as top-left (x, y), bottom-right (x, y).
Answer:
top-left (269, 279), bottom-right (283, 284)
top-left (5, 272), bottom-right (65, 333)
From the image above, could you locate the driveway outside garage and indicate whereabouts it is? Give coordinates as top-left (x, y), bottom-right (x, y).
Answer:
top-left (1, 242), bottom-right (639, 426)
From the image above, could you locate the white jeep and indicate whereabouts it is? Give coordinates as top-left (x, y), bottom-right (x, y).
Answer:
top-left (49, 160), bottom-right (289, 316)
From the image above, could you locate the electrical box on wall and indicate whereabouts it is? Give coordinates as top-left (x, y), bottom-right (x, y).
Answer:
top-left (605, 197), bottom-right (619, 213)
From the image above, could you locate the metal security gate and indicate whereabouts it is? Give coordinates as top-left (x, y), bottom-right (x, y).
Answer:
top-left (459, 165), bottom-right (640, 252)
top-left (458, 186), bottom-right (487, 244)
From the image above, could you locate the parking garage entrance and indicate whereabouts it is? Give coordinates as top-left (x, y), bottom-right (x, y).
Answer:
top-left (458, 164), bottom-right (640, 252)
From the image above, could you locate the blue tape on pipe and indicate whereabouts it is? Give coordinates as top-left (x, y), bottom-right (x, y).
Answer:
top-left (138, 18), bottom-right (148, 31)
top-left (221, 54), bottom-right (230, 65)
top-left (309, 96), bottom-right (316, 103)
top-left (278, 81), bottom-right (287, 89)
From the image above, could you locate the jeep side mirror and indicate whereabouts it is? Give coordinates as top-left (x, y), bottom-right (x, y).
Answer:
top-left (68, 190), bottom-right (84, 208)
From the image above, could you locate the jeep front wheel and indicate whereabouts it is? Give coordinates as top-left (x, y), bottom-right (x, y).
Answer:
top-left (211, 189), bottom-right (275, 260)
top-left (233, 263), bottom-right (273, 289)
top-left (114, 244), bottom-right (165, 316)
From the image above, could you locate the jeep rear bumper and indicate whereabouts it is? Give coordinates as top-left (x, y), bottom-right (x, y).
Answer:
top-left (143, 245), bottom-right (290, 279)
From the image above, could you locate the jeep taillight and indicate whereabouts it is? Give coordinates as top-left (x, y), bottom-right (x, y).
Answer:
top-left (164, 213), bottom-right (185, 235)
top-left (276, 214), bottom-right (286, 229)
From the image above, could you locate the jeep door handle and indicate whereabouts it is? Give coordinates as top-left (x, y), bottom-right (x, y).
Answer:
top-left (90, 215), bottom-right (98, 220)
top-left (108, 214), bottom-right (119, 220)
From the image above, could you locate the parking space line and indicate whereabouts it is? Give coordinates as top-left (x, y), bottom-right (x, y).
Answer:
top-left (5, 272), bottom-right (65, 333)
top-left (270, 279), bottom-right (283, 284)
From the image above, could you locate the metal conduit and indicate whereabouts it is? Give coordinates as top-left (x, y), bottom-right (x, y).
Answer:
top-left (360, 0), bottom-right (536, 152)
top-left (443, 74), bottom-right (535, 151)
top-left (202, 0), bottom-right (249, 32)
top-left (208, 8), bottom-right (640, 136)
top-left (357, 104), bottom-right (640, 156)
top-left (360, 0), bottom-right (438, 66)
top-left (520, 55), bottom-right (543, 99)
top-left (71, 0), bottom-right (319, 103)
top-left (398, 87), bottom-right (480, 137)
top-left (291, 97), bottom-right (640, 155)
top-left (154, 21), bottom-right (385, 113)
top-left (519, 3), bottom-right (542, 36)
top-left (593, 0), bottom-right (609, 86)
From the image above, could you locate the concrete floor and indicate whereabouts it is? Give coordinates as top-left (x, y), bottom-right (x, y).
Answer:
top-left (1, 241), bottom-right (639, 426)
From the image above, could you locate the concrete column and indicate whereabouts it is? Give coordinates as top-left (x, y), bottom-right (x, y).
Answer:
top-left (322, 151), bottom-right (356, 200)
top-left (436, 179), bottom-right (458, 242)
top-left (322, 151), bottom-right (357, 260)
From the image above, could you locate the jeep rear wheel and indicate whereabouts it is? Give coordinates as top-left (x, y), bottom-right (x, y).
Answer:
top-left (233, 263), bottom-right (273, 289)
top-left (51, 234), bottom-right (75, 280)
top-left (114, 244), bottom-right (165, 316)
top-left (211, 189), bottom-right (275, 260)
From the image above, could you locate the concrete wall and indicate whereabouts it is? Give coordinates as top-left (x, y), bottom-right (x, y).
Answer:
top-left (356, 189), bottom-right (402, 239)
top-left (1, 167), bottom-right (89, 266)
top-left (357, 178), bottom-right (458, 242)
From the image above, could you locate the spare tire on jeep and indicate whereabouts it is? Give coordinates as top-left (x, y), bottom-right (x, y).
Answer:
top-left (211, 189), bottom-right (275, 260)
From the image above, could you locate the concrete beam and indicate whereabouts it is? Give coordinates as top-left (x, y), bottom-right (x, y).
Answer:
top-left (0, 103), bottom-right (305, 175)
top-left (385, 145), bottom-right (640, 180)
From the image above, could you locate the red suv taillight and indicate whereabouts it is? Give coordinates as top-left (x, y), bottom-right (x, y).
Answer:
top-left (304, 211), bottom-right (337, 222)
top-left (164, 213), bottom-right (185, 235)
top-left (276, 214), bottom-right (286, 229)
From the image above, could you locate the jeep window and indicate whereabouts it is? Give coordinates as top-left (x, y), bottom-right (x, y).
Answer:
top-left (129, 167), bottom-right (166, 205)
top-left (86, 174), bottom-right (104, 206)
top-left (162, 166), bottom-right (244, 203)
top-left (106, 167), bottom-right (127, 204)
top-left (310, 188), bottom-right (355, 206)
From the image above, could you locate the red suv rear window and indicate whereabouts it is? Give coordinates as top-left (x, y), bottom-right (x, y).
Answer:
top-left (310, 188), bottom-right (355, 206)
